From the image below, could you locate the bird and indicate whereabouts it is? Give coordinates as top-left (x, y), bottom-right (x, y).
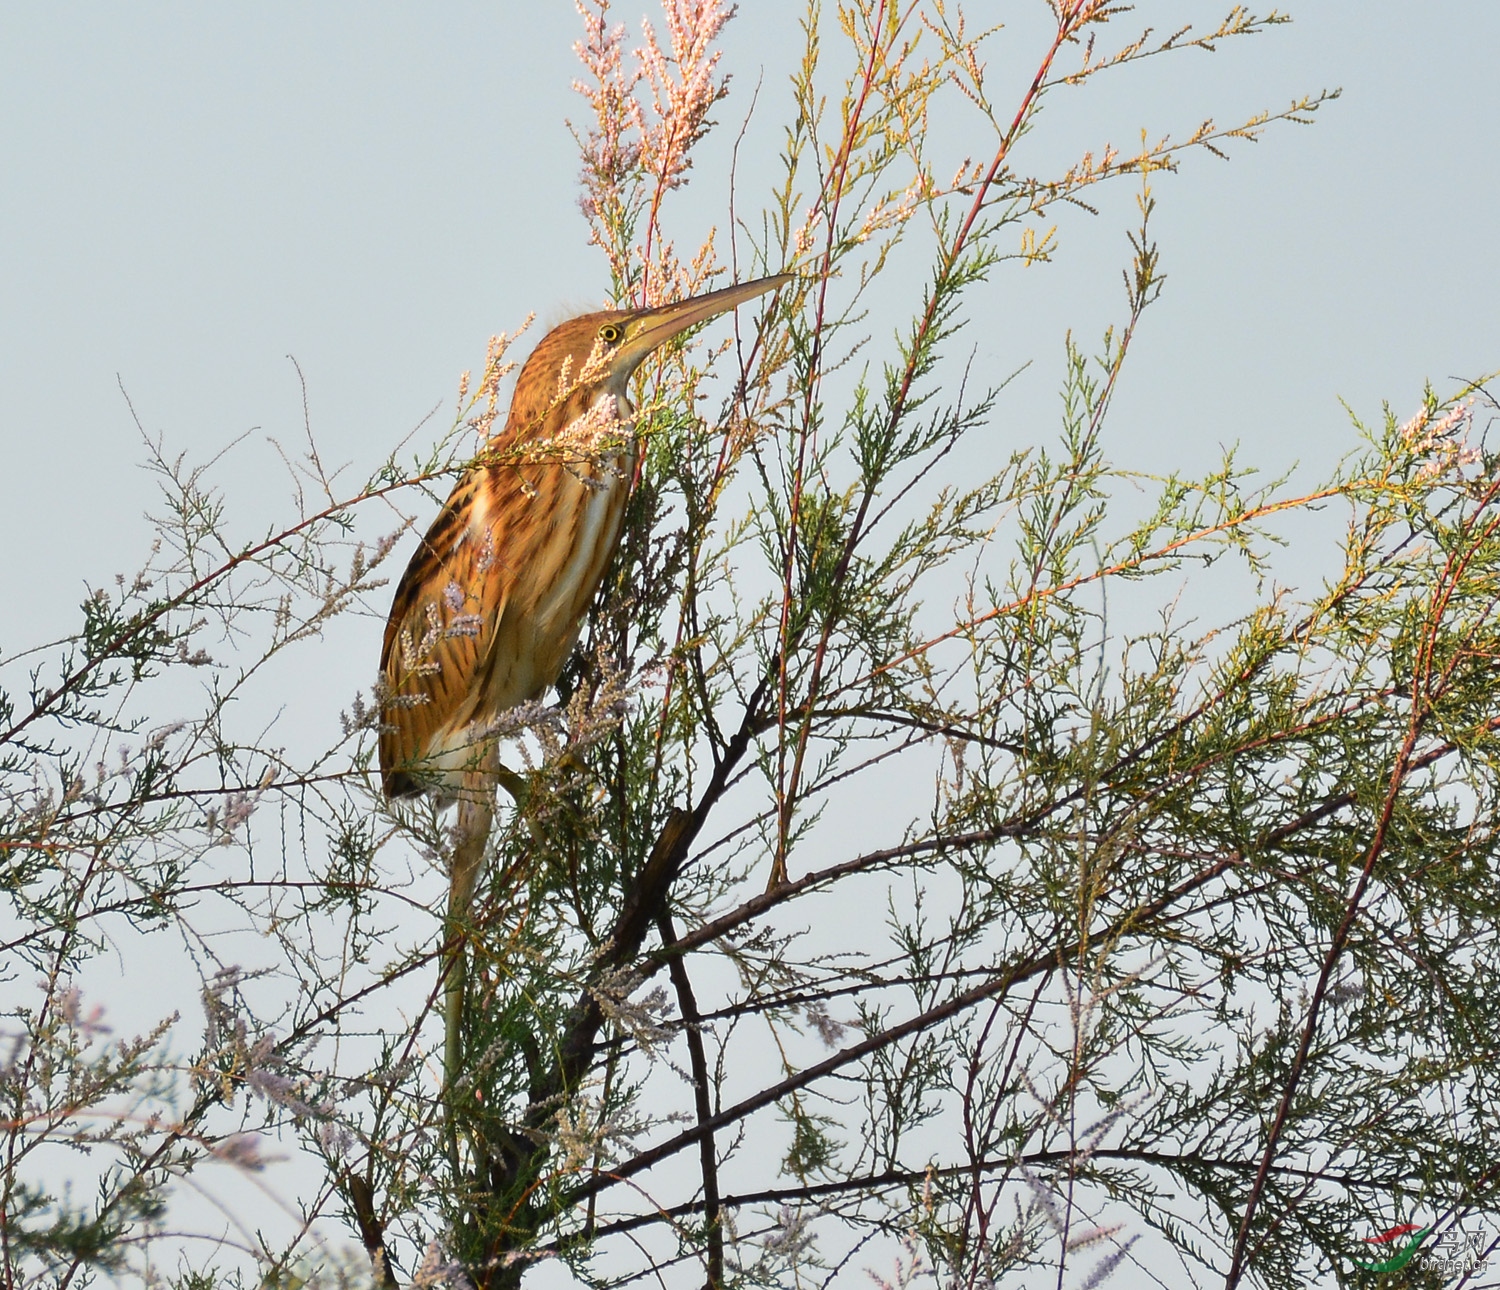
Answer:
top-left (377, 273), bottom-right (791, 1082)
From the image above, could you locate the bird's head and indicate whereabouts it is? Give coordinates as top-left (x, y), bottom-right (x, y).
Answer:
top-left (505, 273), bottom-right (793, 442)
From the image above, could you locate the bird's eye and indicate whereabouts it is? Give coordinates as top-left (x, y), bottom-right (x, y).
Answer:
top-left (597, 323), bottom-right (623, 344)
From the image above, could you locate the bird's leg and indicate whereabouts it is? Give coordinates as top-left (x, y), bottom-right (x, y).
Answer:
top-left (444, 740), bottom-right (501, 1100)
top-left (494, 760), bottom-right (554, 850)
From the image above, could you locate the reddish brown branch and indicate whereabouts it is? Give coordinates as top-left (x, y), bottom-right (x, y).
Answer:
top-left (658, 914), bottom-right (724, 1288)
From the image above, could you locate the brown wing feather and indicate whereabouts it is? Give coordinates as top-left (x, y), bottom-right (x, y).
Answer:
top-left (378, 466), bottom-right (529, 796)
top-left (379, 475), bottom-right (487, 795)
top-left (378, 447), bottom-right (628, 796)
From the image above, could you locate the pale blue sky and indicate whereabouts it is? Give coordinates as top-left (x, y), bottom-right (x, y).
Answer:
top-left (2, 3), bottom-right (1497, 661)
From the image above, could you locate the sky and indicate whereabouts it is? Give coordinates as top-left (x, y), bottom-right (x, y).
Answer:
top-left (2, 1), bottom-right (1498, 1280)
top-left (2, 3), bottom-right (1497, 663)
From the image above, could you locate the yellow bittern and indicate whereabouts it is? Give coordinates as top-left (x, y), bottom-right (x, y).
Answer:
top-left (378, 273), bottom-right (789, 1079)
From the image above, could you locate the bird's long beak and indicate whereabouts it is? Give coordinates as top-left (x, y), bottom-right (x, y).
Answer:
top-left (614, 273), bottom-right (794, 375)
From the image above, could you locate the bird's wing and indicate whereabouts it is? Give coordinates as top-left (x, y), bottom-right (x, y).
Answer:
top-left (378, 440), bottom-right (630, 797)
top-left (378, 466), bottom-right (532, 797)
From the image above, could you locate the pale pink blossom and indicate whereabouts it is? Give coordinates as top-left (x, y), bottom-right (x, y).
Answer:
top-left (571, 0), bottom-right (737, 295)
top-left (52, 984), bottom-right (112, 1039)
top-left (572, 0), bottom-right (645, 220)
top-left (635, 0), bottom-right (737, 194)
top-left (1399, 399), bottom-right (1480, 483)
top-left (209, 1132), bottom-right (279, 1171)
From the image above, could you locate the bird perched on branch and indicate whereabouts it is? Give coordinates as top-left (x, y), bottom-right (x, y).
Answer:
top-left (378, 273), bottom-right (790, 1082)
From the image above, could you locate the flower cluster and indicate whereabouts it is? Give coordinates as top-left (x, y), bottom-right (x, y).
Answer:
top-left (588, 961), bottom-right (675, 1058)
top-left (573, 1), bottom-right (644, 224)
top-left (635, 0), bottom-right (737, 195)
top-left (571, 0), bottom-right (736, 295)
top-left (1398, 398), bottom-right (1481, 483)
